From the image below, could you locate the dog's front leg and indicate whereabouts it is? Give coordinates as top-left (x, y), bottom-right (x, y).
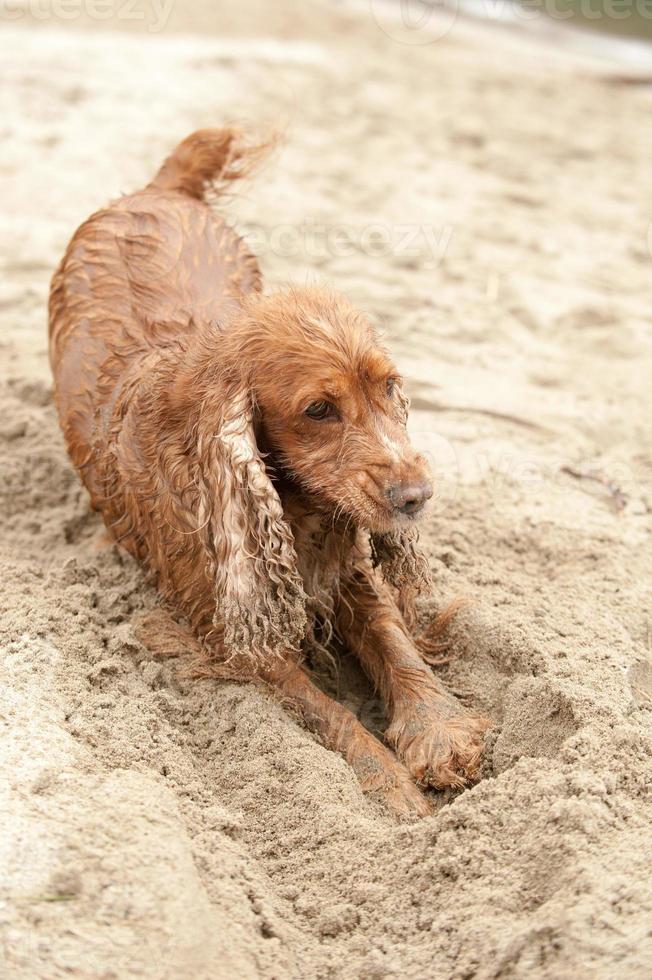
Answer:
top-left (337, 569), bottom-right (489, 790)
top-left (136, 609), bottom-right (430, 820)
top-left (260, 659), bottom-right (431, 820)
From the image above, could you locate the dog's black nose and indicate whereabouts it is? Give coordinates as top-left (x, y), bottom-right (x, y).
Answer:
top-left (387, 481), bottom-right (433, 516)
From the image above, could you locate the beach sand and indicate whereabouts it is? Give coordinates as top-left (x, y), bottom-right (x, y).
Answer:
top-left (1, 2), bottom-right (652, 976)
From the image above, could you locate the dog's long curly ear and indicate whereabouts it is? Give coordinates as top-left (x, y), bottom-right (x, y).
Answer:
top-left (195, 384), bottom-right (307, 670)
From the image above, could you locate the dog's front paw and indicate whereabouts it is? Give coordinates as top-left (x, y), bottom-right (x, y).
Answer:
top-left (351, 747), bottom-right (433, 821)
top-left (389, 709), bottom-right (490, 790)
top-left (376, 770), bottom-right (433, 821)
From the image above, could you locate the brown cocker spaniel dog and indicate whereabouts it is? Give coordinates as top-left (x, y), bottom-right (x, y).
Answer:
top-left (49, 128), bottom-right (488, 818)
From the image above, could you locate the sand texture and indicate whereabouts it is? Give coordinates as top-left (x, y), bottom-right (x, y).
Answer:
top-left (1, 2), bottom-right (652, 977)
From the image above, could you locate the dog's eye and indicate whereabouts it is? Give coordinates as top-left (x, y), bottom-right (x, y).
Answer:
top-left (305, 400), bottom-right (336, 421)
top-left (386, 378), bottom-right (397, 397)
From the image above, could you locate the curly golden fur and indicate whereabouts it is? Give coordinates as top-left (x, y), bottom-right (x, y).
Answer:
top-left (49, 128), bottom-right (489, 818)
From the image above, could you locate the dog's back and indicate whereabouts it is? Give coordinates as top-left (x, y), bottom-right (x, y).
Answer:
top-left (48, 129), bottom-right (264, 470)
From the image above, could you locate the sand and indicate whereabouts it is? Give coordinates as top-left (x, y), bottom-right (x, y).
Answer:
top-left (1, 2), bottom-right (652, 977)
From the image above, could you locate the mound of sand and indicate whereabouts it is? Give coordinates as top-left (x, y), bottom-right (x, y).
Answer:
top-left (1, 2), bottom-right (652, 977)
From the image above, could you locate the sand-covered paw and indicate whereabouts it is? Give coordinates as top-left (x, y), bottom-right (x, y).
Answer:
top-left (353, 751), bottom-right (432, 821)
top-left (382, 773), bottom-right (433, 820)
top-left (391, 713), bottom-right (490, 790)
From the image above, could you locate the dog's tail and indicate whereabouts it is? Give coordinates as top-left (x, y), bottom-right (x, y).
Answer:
top-left (147, 127), bottom-right (271, 201)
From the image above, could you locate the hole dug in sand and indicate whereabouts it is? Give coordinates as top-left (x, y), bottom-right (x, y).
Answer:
top-left (313, 595), bottom-right (580, 803)
top-left (491, 678), bottom-right (579, 775)
top-left (417, 599), bottom-right (584, 788)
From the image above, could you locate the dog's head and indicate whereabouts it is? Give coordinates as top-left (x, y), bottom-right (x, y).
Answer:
top-left (237, 286), bottom-right (433, 533)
